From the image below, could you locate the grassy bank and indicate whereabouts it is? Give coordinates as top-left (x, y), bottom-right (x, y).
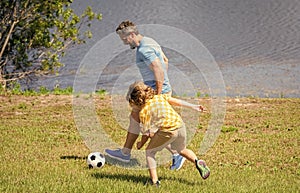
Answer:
top-left (0, 94), bottom-right (299, 193)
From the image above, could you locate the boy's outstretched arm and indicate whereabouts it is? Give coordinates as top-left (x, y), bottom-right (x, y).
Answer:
top-left (168, 97), bottom-right (205, 112)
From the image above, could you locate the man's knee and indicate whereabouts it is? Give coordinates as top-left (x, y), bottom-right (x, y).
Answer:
top-left (127, 115), bottom-right (140, 135)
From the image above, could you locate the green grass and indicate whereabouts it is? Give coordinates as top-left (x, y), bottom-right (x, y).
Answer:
top-left (0, 95), bottom-right (299, 193)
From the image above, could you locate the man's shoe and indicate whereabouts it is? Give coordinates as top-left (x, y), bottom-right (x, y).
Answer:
top-left (170, 154), bottom-right (186, 170)
top-left (195, 159), bottom-right (210, 179)
top-left (105, 148), bottom-right (130, 163)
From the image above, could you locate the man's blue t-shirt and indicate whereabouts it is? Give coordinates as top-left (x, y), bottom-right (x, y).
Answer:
top-left (136, 37), bottom-right (171, 94)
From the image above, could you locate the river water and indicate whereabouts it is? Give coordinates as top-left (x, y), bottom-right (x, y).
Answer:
top-left (31, 0), bottom-right (300, 97)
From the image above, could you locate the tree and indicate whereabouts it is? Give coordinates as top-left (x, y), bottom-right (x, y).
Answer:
top-left (0, 0), bottom-right (102, 90)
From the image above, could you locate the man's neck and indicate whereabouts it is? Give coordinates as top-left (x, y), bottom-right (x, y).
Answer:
top-left (135, 34), bottom-right (144, 47)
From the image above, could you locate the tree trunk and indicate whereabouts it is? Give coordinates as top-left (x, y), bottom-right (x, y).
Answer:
top-left (0, 3), bottom-right (18, 91)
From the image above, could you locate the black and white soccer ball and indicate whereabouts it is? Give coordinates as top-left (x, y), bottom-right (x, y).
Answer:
top-left (87, 152), bottom-right (105, 169)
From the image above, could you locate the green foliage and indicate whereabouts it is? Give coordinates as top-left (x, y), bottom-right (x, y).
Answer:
top-left (10, 82), bottom-right (22, 95)
top-left (53, 86), bottom-right (73, 95)
top-left (95, 89), bottom-right (107, 96)
top-left (39, 86), bottom-right (51, 95)
top-left (0, 0), bottom-right (102, 88)
top-left (0, 81), bottom-right (74, 96)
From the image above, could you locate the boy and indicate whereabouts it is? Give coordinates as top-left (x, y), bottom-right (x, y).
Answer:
top-left (127, 81), bottom-right (210, 187)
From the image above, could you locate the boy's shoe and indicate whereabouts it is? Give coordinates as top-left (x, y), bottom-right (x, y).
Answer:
top-left (170, 154), bottom-right (186, 170)
top-left (146, 180), bottom-right (161, 188)
top-left (105, 148), bottom-right (130, 163)
top-left (195, 159), bottom-right (210, 179)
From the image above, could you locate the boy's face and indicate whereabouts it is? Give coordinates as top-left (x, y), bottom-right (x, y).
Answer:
top-left (130, 103), bottom-right (139, 109)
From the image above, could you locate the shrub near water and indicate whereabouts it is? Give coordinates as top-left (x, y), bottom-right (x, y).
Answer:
top-left (0, 95), bottom-right (299, 193)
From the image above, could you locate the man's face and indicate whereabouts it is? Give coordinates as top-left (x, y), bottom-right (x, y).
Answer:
top-left (119, 33), bottom-right (136, 49)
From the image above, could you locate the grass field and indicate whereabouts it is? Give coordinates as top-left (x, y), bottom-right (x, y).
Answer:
top-left (0, 94), bottom-right (299, 193)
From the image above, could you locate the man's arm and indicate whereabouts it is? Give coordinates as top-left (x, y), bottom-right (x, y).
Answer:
top-left (149, 58), bottom-right (164, 94)
top-left (161, 51), bottom-right (169, 71)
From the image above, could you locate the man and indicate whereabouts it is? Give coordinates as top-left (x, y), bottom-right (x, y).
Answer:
top-left (105, 20), bottom-right (186, 170)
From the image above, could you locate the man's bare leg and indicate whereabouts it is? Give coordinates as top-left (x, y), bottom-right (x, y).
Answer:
top-left (122, 132), bottom-right (139, 155)
top-left (121, 110), bottom-right (140, 155)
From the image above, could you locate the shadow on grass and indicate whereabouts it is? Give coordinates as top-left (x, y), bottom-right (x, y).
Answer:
top-left (60, 155), bottom-right (87, 160)
top-left (60, 155), bottom-right (200, 186)
top-left (59, 155), bottom-right (140, 168)
top-left (92, 170), bottom-right (198, 186)
top-left (92, 172), bottom-right (198, 186)
top-left (104, 156), bottom-right (141, 168)
top-left (92, 172), bottom-right (149, 185)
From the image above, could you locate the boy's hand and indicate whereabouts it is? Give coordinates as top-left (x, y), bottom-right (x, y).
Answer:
top-left (199, 105), bottom-right (206, 112)
top-left (137, 132), bottom-right (151, 150)
top-left (192, 105), bottom-right (206, 112)
top-left (137, 141), bottom-right (143, 149)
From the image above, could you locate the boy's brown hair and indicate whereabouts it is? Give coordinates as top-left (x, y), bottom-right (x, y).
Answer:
top-left (126, 82), bottom-right (155, 107)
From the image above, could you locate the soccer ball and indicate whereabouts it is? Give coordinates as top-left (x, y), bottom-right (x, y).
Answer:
top-left (87, 152), bottom-right (105, 169)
